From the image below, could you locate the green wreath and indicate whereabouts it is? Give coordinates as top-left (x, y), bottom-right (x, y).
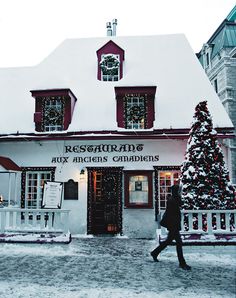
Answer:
top-left (100, 54), bottom-right (120, 75)
top-left (127, 105), bottom-right (145, 123)
top-left (44, 107), bottom-right (63, 125)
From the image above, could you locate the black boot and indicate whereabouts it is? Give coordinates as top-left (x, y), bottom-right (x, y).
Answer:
top-left (150, 251), bottom-right (159, 262)
top-left (179, 263), bottom-right (191, 270)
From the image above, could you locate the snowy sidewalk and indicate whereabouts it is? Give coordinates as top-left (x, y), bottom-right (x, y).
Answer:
top-left (0, 238), bottom-right (235, 298)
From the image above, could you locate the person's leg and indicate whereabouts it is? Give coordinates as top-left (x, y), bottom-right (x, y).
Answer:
top-left (173, 231), bottom-right (186, 265)
top-left (174, 231), bottom-right (191, 270)
top-left (151, 231), bottom-right (174, 261)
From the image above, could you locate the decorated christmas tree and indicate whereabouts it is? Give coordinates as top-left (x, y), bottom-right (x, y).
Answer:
top-left (180, 101), bottom-right (235, 210)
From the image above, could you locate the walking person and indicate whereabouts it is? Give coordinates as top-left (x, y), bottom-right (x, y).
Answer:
top-left (150, 184), bottom-right (191, 270)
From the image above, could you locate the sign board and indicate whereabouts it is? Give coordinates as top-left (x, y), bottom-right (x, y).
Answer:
top-left (42, 181), bottom-right (63, 209)
top-left (64, 179), bottom-right (78, 200)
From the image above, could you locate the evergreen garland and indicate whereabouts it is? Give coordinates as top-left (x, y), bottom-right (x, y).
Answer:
top-left (180, 101), bottom-right (235, 210)
top-left (100, 54), bottom-right (120, 75)
top-left (124, 94), bottom-right (147, 128)
top-left (41, 96), bottom-right (65, 130)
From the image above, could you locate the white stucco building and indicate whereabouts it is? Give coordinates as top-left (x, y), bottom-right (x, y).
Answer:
top-left (0, 29), bottom-right (234, 238)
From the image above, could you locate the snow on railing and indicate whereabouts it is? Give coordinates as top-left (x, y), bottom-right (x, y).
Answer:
top-left (160, 210), bottom-right (236, 235)
top-left (0, 208), bottom-right (70, 234)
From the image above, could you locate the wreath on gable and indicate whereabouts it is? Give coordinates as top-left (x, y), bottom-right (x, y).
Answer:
top-left (127, 105), bottom-right (145, 123)
top-left (100, 54), bottom-right (120, 75)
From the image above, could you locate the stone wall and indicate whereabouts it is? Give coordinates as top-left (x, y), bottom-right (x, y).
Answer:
top-left (200, 46), bottom-right (236, 184)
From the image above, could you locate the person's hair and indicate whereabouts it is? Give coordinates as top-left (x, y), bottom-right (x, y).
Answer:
top-left (171, 184), bottom-right (180, 198)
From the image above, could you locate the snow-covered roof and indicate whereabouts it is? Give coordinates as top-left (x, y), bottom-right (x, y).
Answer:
top-left (0, 34), bottom-right (233, 135)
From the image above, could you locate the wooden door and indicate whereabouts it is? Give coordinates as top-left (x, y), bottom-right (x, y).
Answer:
top-left (87, 167), bottom-right (122, 235)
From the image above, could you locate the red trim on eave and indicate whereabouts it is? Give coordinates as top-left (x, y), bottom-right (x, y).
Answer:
top-left (96, 40), bottom-right (125, 59)
top-left (0, 127), bottom-right (234, 142)
top-left (115, 86), bottom-right (157, 98)
top-left (0, 156), bottom-right (21, 171)
top-left (0, 134), bottom-right (233, 142)
top-left (30, 88), bottom-right (77, 100)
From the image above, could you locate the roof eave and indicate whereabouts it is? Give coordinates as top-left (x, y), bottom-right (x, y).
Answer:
top-left (0, 127), bottom-right (234, 142)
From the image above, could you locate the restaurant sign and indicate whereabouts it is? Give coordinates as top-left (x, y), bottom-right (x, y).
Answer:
top-left (51, 143), bottom-right (159, 164)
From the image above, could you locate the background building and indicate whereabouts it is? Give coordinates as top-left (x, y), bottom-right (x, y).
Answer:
top-left (197, 5), bottom-right (236, 184)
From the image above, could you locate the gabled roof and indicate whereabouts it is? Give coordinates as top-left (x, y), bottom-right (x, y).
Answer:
top-left (0, 34), bottom-right (234, 138)
top-left (0, 156), bottom-right (21, 171)
top-left (96, 40), bottom-right (125, 58)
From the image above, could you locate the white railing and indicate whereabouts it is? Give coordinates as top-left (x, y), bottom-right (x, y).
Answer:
top-left (160, 209), bottom-right (236, 235)
top-left (0, 208), bottom-right (70, 234)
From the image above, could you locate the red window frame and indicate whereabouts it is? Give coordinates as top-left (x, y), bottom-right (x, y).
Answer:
top-left (124, 170), bottom-right (153, 208)
top-left (30, 89), bottom-right (77, 132)
top-left (96, 40), bottom-right (125, 81)
top-left (115, 86), bottom-right (156, 129)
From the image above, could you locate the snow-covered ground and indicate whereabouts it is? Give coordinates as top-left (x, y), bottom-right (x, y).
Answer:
top-left (0, 237), bottom-right (235, 298)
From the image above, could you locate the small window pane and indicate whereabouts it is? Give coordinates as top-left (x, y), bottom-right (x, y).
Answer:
top-left (158, 170), bottom-right (181, 210)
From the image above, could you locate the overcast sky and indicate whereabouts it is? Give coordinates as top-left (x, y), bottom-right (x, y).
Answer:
top-left (0, 0), bottom-right (235, 67)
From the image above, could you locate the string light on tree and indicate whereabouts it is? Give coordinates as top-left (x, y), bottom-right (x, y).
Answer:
top-left (180, 100), bottom-right (235, 210)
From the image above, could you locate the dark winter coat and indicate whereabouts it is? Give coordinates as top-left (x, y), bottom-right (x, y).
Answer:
top-left (162, 195), bottom-right (182, 231)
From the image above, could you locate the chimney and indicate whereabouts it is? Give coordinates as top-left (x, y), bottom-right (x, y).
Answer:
top-left (106, 22), bottom-right (112, 36)
top-left (112, 19), bottom-right (117, 36)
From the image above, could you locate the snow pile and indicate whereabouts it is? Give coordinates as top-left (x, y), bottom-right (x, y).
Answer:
top-left (0, 232), bottom-right (71, 243)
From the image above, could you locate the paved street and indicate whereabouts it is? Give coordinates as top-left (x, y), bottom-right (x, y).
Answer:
top-left (0, 237), bottom-right (235, 297)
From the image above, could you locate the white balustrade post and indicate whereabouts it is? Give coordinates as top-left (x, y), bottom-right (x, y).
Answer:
top-left (216, 213), bottom-right (221, 231)
top-left (8, 173), bottom-right (11, 206)
top-left (40, 211), bottom-right (45, 230)
top-left (63, 211), bottom-right (69, 233)
top-left (225, 212), bottom-right (230, 231)
top-left (48, 212), bottom-right (53, 230)
top-left (5, 210), bottom-right (10, 229)
top-left (198, 212), bottom-right (203, 231)
top-left (16, 210), bottom-right (21, 229)
top-left (24, 211), bottom-right (29, 227)
top-left (0, 211), bottom-right (6, 234)
top-left (12, 211), bottom-right (17, 229)
top-left (54, 212), bottom-right (61, 230)
top-left (0, 211), bottom-right (6, 233)
top-left (207, 212), bottom-right (213, 234)
top-left (32, 212), bottom-right (37, 229)
top-left (188, 213), bottom-right (193, 231)
top-left (9, 211), bottom-right (13, 228)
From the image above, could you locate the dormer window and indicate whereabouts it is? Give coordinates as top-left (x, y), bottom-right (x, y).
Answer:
top-left (43, 97), bottom-right (64, 131)
top-left (115, 86), bottom-right (157, 129)
top-left (125, 94), bottom-right (146, 129)
top-left (31, 89), bottom-right (77, 132)
top-left (100, 54), bottom-right (120, 81)
top-left (97, 40), bottom-right (124, 81)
